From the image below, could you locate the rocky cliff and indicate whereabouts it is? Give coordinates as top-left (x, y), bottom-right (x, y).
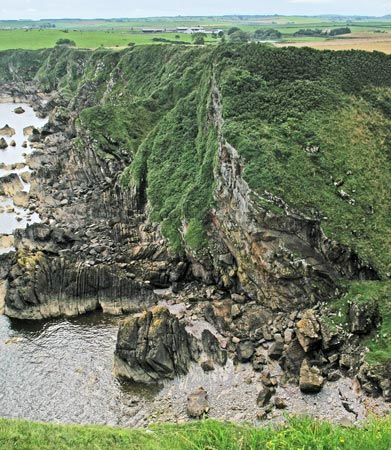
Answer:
top-left (1, 44), bottom-right (391, 407)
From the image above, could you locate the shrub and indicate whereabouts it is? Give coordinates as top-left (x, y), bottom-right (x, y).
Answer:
top-left (55, 38), bottom-right (76, 46)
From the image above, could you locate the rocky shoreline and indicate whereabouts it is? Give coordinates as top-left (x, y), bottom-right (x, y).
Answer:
top-left (0, 73), bottom-right (389, 426)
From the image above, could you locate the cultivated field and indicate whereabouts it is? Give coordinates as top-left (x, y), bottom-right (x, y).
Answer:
top-left (278, 31), bottom-right (391, 53)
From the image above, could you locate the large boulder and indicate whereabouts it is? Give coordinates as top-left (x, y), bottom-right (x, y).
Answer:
top-left (235, 340), bottom-right (254, 362)
top-left (23, 125), bottom-right (37, 136)
top-left (268, 341), bottom-right (284, 360)
top-left (320, 319), bottom-right (342, 350)
top-left (348, 300), bottom-right (381, 335)
top-left (299, 359), bottom-right (324, 394)
top-left (14, 107), bottom-right (25, 114)
top-left (0, 124), bottom-right (15, 136)
top-left (256, 386), bottom-right (274, 407)
top-left (13, 191), bottom-right (29, 208)
top-left (296, 309), bottom-right (321, 352)
top-left (0, 173), bottom-right (23, 197)
top-left (187, 387), bottom-right (209, 418)
top-left (280, 339), bottom-right (306, 376)
top-left (113, 306), bottom-right (194, 383)
top-left (0, 235), bottom-right (14, 250)
top-left (0, 137), bottom-right (8, 149)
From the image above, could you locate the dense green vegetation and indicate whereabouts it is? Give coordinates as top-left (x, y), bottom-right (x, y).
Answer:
top-left (1, 416), bottom-right (391, 449)
top-left (3, 44), bottom-right (391, 275)
top-left (294, 27), bottom-right (351, 37)
top-left (55, 38), bottom-right (76, 46)
top-left (215, 44), bottom-right (391, 277)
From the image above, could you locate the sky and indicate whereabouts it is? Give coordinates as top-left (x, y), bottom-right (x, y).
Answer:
top-left (1, 0), bottom-right (391, 20)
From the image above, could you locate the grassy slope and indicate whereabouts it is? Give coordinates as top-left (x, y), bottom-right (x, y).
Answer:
top-left (216, 44), bottom-right (391, 277)
top-left (1, 417), bottom-right (391, 450)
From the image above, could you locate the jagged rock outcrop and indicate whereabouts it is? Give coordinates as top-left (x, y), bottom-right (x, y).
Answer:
top-left (296, 309), bottom-right (322, 352)
top-left (358, 361), bottom-right (391, 400)
top-left (113, 306), bottom-right (195, 383)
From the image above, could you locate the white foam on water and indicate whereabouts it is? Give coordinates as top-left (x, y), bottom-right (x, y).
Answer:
top-left (0, 103), bottom-right (46, 244)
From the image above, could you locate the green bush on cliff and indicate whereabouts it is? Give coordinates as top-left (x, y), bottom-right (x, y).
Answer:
top-left (79, 102), bottom-right (155, 159)
top-left (55, 38), bottom-right (76, 46)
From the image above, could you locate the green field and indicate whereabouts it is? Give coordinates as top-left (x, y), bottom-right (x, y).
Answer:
top-left (0, 29), bottom-right (220, 50)
top-left (1, 417), bottom-right (391, 450)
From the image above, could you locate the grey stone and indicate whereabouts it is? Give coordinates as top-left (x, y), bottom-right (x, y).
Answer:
top-left (187, 387), bottom-right (209, 418)
top-left (0, 137), bottom-right (8, 149)
top-left (268, 341), bottom-right (284, 360)
top-left (236, 340), bottom-right (254, 362)
top-left (256, 386), bottom-right (274, 407)
top-left (201, 360), bottom-right (215, 372)
top-left (231, 293), bottom-right (246, 304)
top-left (296, 309), bottom-right (321, 352)
top-left (274, 397), bottom-right (288, 409)
top-left (299, 359), bottom-right (324, 394)
top-left (349, 300), bottom-right (381, 335)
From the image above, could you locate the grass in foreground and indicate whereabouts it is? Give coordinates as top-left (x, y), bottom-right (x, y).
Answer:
top-left (1, 416), bottom-right (391, 450)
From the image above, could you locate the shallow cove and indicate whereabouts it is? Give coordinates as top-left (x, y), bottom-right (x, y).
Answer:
top-left (0, 103), bottom-right (158, 426)
top-left (0, 312), bottom-right (157, 426)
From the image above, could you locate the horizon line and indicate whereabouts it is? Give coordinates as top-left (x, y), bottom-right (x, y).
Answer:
top-left (1, 13), bottom-right (390, 22)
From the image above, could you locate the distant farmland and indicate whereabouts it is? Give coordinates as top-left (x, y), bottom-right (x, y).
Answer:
top-left (1, 16), bottom-right (391, 52)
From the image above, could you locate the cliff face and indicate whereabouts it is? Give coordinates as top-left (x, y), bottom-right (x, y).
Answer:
top-left (1, 45), bottom-right (391, 400)
top-left (208, 83), bottom-right (377, 312)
